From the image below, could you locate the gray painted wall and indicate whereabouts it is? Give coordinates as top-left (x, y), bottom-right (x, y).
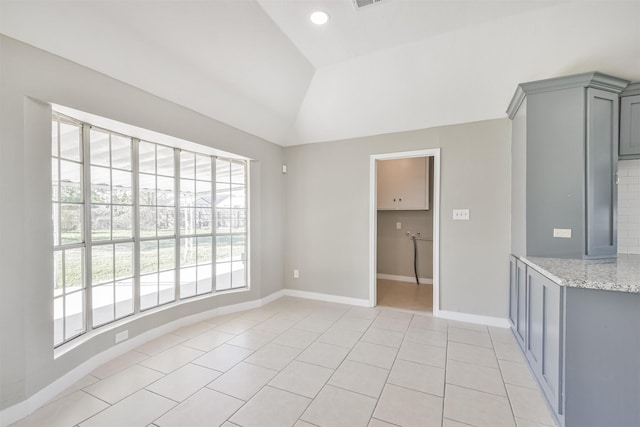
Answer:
top-left (377, 210), bottom-right (433, 280)
top-left (283, 119), bottom-right (511, 316)
top-left (0, 36), bottom-right (285, 410)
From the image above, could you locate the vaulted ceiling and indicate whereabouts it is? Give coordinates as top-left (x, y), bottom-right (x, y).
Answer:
top-left (1, 0), bottom-right (639, 146)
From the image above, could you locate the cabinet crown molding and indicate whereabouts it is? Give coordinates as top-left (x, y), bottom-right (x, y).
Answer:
top-left (622, 82), bottom-right (640, 97)
top-left (507, 71), bottom-right (630, 119)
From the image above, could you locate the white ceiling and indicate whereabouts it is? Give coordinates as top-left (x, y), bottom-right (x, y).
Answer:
top-left (1, 0), bottom-right (640, 146)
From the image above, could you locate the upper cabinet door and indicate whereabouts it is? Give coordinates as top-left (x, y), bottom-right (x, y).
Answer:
top-left (376, 157), bottom-right (429, 210)
top-left (620, 94), bottom-right (640, 158)
top-left (586, 88), bottom-right (618, 258)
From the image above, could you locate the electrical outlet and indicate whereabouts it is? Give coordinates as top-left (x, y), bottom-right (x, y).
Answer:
top-left (293, 269), bottom-right (300, 279)
top-left (453, 209), bottom-right (470, 221)
top-left (553, 228), bottom-right (572, 238)
top-left (115, 330), bottom-right (128, 343)
top-left (396, 222), bottom-right (402, 230)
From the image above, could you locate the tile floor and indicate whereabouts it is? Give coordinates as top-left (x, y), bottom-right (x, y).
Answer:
top-left (11, 296), bottom-right (557, 427)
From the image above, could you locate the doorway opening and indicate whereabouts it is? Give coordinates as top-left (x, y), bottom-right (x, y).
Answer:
top-left (369, 149), bottom-right (440, 314)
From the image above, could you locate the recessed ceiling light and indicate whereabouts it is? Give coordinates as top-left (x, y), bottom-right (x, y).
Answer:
top-left (310, 11), bottom-right (329, 25)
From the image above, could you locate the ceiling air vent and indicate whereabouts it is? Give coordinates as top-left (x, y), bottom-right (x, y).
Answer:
top-left (352, 0), bottom-right (384, 9)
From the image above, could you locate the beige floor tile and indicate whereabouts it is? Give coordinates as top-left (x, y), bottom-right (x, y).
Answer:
top-left (80, 390), bottom-right (175, 427)
top-left (489, 326), bottom-right (518, 344)
top-left (405, 328), bottom-right (447, 347)
top-left (317, 326), bottom-right (363, 348)
top-left (373, 383), bottom-right (443, 427)
top-left (139, 344), bottom-right (204, 374)
top-left (294, 315), bottom-right (337, 333)
top-left (448, 327), bottom-right (493, 348)
top-left (444, 384), bottom-right (515, 427)
top-left (447, 341), bottom-right (499, 369)
top-left (368, 418), bottom-right (397, 427)
top-left (328, 360), bottom-right (389, 398)
top-left (410, 315), bottom-right (448, 332)
top-left (446, 359), bottom-right (506, 396)
top-left (378, 309), bottom-right (414, 321)
top-left (297, 341), bottom-right (350, 369)
top-left (294, 421), bottom-right (317, 427)
top-left (344, 306), bottom-right (381, 319)
top-left (361, 327), bottom-right (405, 348)
top-left (135, 334), bottom-right (187, 356)
top-left (244, 342), bottom-right (301, 371)
top-left (397, 340), bottom-right (446, 368)
top-left (154, 388), bottom-right (243, 427)
top-left (192, 343), bottom-right (253, 372)
top-left (207, 362), bottom-right (277, 400)
top-left (90, 350), bottom-right (148, 379)
top-left (230, 386), bottom-right (311, 427)
top-left (252, 316), bottom-right (298, 334)
top-left (172, 321), bottom-right (213, 339)
top-left (182, 330), bottom-right (235, 352)
top-left (371, 316), bottom-right (411, 333)
top-left (448, 320), bottom-right (488, 332)
top-left (506, 384), bottom-right (555, 426)
top-left (494, 341), bottom-right (526, 364)
top-left (516, 418), bottom-right (556, 427)
top-left (11, 391), bottom-right (108, 427)
top-left (347, 341), bottom-right (398, 369)
top-left (226, 329), bottom-right (277, 350)
top-left (272, 328), bottom-right (320, 349)
top-left (269, 360), bottom-right (333, 398)
top-left (215, 318), bottom-right (258, 335)
top-left (146, 363), bottom-right (221, 402)
top-left (498, 359), bottom-right (538, 389)
top-left (443, 418), bottom-right (475, 427)
top-left (332, 316), bottom-right (374, 333)
top-left (46, 374), bottom-right (99, 404)
top-left (302, 385), bottom-right (376, 427)
top-left (388, 359), bottom-right (445, 396)
top-left (84, 364), bottom-right (164, 404)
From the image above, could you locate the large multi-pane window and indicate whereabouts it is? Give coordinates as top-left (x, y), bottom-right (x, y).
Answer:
top-left (89, 129), bottom-right (135, 326)
top-left (52, 114), bottom-right (86, 346)
top-left (180, 151), bottom-right (213, 298)
top-left (139, 141), bottom-right (177, 310)
top-left (52, 112), bottom-right (249, 347)
top-left (216, 159), bottom-right (247, 290)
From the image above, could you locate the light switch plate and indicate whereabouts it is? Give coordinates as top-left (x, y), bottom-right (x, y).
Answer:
top-left (453, 209), bottom-right (470, 221)
top-left (553, 228), bottom-right (572, 238)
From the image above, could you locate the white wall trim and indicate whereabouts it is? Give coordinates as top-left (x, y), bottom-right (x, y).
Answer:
top-left (0, 290), bottom-right (283, 427)
top-left (282, 289), bottom-right (370, 307)
top-left (369, 149), bottom-right (441, 312)
top-left (376, 273), bottom-right (433, 285)
top-left (438, 310), bottom-right (511, 328)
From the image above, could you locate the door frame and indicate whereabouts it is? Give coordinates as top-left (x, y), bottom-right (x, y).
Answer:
top-left (369, 148), bottom-right (441, 315)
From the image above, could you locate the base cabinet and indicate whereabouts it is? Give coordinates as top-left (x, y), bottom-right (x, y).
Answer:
top-left (509, 255), bottom-right (640, 427)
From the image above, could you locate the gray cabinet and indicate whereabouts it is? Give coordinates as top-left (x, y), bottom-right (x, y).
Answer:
top-left (507, 72), bottom-right (629, 259)
top-left (619, 83), bottom-right (640, 158)
top-left (525, 268), bottom-right (563, 417)
top-left (508, 255), bottom-right (526, 348)
top-left (509, 255), bottom-right (640, 427)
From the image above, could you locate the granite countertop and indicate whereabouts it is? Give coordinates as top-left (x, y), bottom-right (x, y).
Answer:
top-left (519, 254), bottom-right (640, 294)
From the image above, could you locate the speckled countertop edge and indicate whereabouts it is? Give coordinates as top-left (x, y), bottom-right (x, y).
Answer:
top-left (518, 255), bottom-right (640, 294)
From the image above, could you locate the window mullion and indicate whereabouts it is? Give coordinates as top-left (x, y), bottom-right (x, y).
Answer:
top-left (82, 123), bottom-right (93, 332)
top-left (174, 148), bottom-right (180, 301)
top-left (212, 156), bottom-right (217, 293)
top-left (132, 138), bottom-right (141, 314)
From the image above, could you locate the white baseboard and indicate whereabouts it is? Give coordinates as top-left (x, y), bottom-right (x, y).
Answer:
top-left (377, 273), bottom-right (433, 285)
top-left (0, 290), bottom-right (283, 427)
top-left (437, 309), bottom-right (510, 328)
top-left (282, 289), bottom-right (370, 307)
